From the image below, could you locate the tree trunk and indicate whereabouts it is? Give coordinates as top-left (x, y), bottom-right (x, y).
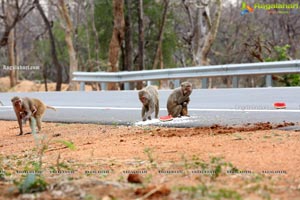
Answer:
top-left (136, 0), bottom-right (144, 90)
top-left (6, 4), bottom-right (17, 87)
top-left (58, 0), bottom-right (78, 91)
top-left (202, 0), bottom-right (222, 88)
top-left (34, 0), bottom-right (63, 91)
top-left (108, 0), bottom-right (125, 90)
top-left (192, 0), bottom-right (202, 66)
top-left (84, 16), bottom-right (91, 69)
top-left (201, 0), bottom-right (222, 66)
top-left (8, 28), bottom-right (16, 87)
top-left (124, 0), bottom-right (134, 89)
top-left (14, 26), bottom-right (19, 84)
top-left (152, 0), bottom-right (169, 70)
top-left (90, 0), bottom-right (100, 64)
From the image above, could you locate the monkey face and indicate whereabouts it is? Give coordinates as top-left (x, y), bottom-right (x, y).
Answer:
top-left (138, 91), bottom-right (150, 106)
top-left (139, 96), bottom-right (149, 105)
top-left (12, 99), bottom-right (22, 110)
top-left (182, 84), bottom-right (192, 96)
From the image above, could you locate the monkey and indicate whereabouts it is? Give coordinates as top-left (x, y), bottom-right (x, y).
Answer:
top-left (181, 100), bottom-right (189, 117)
top-left (11, 97), bottom-right (36, 124)
top-left (138, 85), bottom-right (159, 121)
top-left (167, 81), bottom-right (192, 118)
top-left (11, 96), bottom-right (56, 135)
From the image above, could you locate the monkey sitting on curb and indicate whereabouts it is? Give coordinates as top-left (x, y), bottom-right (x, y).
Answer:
top-left (167, 82), bottom-right (192, 118)
top-left (11, 96), bottom-right (56, 135)
top-left (138, 85), bottom-right (159, 121)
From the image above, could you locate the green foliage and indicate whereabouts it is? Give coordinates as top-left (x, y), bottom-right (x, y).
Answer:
top-left (177, 185), bottom-right (242, 200)
top-left (52, 22), bottom-right (69, 63)
top-left (209, 157), bottom-right (238, 180)
top-left (143, 0), bottom-right (178, 69)
top-left (265, 45), bottom-right (300, 86)
top-left (144, 147), bottom-right (154, 163)
top-left (15, 174), bottom-right (47, 194)
top-left (24, 161), bottom-right (42, 172)
top-left (209, 188), bottom-right (242, 200)
top-left (55, 140), bottom-right (76, 150)
top-left (177, 185), bottom-right (209, 198)
top-left (265, 45), bottom-right (290, 62)
top-left (182, 155), bottom-right (208, 169)
top-left (94, 0), bottom-right (113, 64)
top-left (0, 156), bottom-right (5, 180)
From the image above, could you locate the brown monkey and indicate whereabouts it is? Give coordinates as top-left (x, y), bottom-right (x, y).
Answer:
top-left (167, 82), bottom-right (192, 117)
top-left (11, 96), bottom-right (56, 135)
top-left (181, 100), bottom-right (189, 117)
top-left (138, 85), bottom-right (159, 121)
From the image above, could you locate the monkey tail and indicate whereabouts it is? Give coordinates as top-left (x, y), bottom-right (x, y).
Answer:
top-left (46, 105), bottom-right (56, 111)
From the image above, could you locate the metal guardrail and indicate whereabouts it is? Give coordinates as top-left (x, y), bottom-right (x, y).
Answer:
top-left (73, 60), bottom-right (300, 90)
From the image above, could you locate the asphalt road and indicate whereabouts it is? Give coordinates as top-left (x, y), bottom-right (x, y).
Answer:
top-left (0, 87), bottom-right (300, 127)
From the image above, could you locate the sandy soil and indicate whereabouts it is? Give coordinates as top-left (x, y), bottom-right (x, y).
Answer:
top-left (0, 120), bottom-right (299, 199)
top-left (0, 76), bottom-right (94, 92)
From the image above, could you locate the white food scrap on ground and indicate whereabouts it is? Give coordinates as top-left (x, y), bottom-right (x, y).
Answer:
top-left (135, 116), bottom-right (196, 126)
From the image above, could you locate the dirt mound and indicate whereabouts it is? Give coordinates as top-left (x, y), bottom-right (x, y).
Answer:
top-left (0, 77), bottom-right (10, 92)
top-left (0, 76), bottom-right (93, 92)
top-left (152, 122), bottom-right (295, 137)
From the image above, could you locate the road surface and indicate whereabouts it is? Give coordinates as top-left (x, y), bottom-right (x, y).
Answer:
top-left (0, 87), bottom-right (300, 127)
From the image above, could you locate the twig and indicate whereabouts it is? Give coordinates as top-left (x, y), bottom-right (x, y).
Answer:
top-left (136, 187), bottom-right (161, 200)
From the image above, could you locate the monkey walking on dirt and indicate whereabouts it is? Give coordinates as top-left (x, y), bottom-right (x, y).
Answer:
top-left (138, 85), bottom-right (159, 121)
top-left (11, 96), bottom-right (56, 135)
top-left (167, 81), bottom-right (192, 118)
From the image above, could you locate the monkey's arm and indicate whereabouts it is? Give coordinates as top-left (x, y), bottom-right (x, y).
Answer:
top-left (177, 94), bottom-right (188, 104)
top-left (13, 107), bottom-right (23, 135)
top-left (144, 101), bottom-right (155, 119)
top-left (182, 97), bottom-right (190, 106)
top-left (177, 90), bottom-right (191, 104)
top-left (22, 103), bottom-right (33, 120)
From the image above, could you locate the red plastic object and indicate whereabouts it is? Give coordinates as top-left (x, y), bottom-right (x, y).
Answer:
top-left (274, 102), bottom-right (286, 109)
top-left (159, 115), bottom-right (173, 122)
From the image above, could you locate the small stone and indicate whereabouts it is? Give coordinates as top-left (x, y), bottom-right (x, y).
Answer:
top-left (127, 174), bottom-right (143, 184)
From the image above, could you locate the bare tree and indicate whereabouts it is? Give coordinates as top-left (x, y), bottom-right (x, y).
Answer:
top-left (136, 0), bottom-right (144, 90)
top-left (108, 0), bottom-right (125, 90)
top-left (56, 0), bottom-right (79, 91)
top-left (124, 0), bottom-right (134, 89)
top-left (90, 0), bottom-right (100, 64)
top-left (152, 0), bottom-right (169, 70)
top-left (182, 0), bottom-right (222, 66)
top-left (34, 0), bottom-right (63, 91)
top-left (0, 0), bottom-right (34, 87)
top-left (180, 0), bottom-right (222, 87)
top-left (0, 0), bottom-right (34, 47)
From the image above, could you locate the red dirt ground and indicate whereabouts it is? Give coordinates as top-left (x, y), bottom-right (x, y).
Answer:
top-left (0, 120), bottom-right (299, 199)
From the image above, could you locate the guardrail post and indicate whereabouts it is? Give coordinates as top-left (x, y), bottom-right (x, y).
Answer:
top-left (202, 78), bottom-right (207, 88)
top-left (232, 76), bottom-right (239, 88)
top-left (80, 82), bottom-right (85, 91)
top-left (124, 82), bottom-right (130, 90)
top-left (266, 75), bottom-right (272, 87)
top-left (174, 80), bottom-right (180, 88)
top-left (101, 83), bottom-right (107, 90)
